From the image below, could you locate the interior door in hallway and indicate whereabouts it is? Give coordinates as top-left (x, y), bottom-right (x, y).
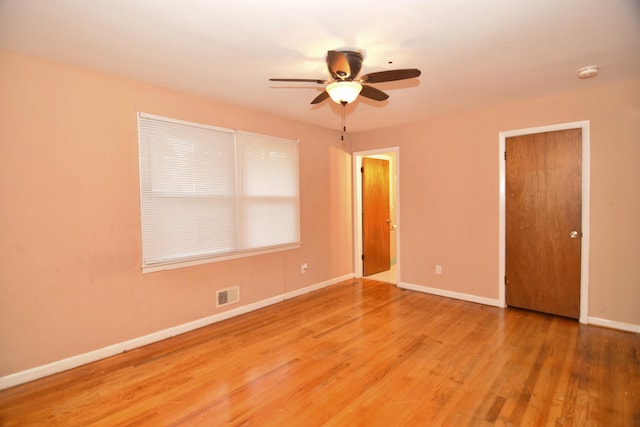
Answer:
top-left (362, 157), bottom-right (390, 276)
top-left (505, 128), bottom-right (582, 319)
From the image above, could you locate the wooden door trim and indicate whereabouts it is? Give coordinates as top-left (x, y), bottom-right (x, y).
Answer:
top-left (353, 147), bottom-right (400, 282)
top-left (499, 121), bottom-right (590, 323)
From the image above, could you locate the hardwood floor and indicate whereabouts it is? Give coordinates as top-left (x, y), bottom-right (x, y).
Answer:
top-left (0, 279), bottom-right (638, 426)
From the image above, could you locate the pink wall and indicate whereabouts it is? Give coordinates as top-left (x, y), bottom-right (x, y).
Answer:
top-left (352, 79), bottom-right (640, 326)
top-left (0, 50), bottom-right (354, 376)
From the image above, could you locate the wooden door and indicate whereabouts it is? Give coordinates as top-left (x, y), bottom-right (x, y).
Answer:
top-left (505, 128), bottom-right (582, 318)
top-left (362, 157), bottom-right (390, 276)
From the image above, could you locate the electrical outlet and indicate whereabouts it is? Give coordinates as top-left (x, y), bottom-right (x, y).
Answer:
top-left (301, 263), bottom-right (308, 273)
top-left (435, 265), bottom-right (442, 275)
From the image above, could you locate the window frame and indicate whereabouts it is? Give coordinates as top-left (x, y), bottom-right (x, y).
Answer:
top-left (137, 112), bottom-right (301, 273)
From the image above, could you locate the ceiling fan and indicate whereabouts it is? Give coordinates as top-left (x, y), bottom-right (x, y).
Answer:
top-left (269, 49), bottom-right (421, 105)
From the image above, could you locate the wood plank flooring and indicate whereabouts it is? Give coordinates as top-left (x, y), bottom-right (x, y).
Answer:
top-left (0, 279), bottom-right (638, 426)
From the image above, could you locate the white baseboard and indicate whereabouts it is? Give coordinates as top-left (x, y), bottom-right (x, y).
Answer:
top-left (282, 273), bottom-right (353, 300)
top-left (0, 274), bottom-right (354, 391)
top-left (587, 317), bottom-right (640, 334)
top-left (399, 281), bottom-right (503, 307)
top-left (8, 274), bottom-right (634, 391)
top-left (399, 281), bottom-right (640, 334)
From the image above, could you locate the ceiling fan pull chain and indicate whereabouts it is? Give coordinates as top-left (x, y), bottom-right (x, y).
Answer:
top-left (341, 101), bottom-right (347, 141)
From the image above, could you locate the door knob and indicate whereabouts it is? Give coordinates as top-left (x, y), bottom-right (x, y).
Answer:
top-left (569, 231), bottom-right (580, 239)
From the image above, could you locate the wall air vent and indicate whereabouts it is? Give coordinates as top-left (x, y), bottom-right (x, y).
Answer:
top-left (216, 286), bottom-right (240, 307)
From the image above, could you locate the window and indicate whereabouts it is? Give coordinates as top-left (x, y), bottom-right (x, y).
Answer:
top-left (137, 113), bottom-right (300, 272)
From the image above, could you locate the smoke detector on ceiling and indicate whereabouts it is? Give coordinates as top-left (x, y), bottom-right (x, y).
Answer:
top-left (578, 66), bottom-right (599, 79)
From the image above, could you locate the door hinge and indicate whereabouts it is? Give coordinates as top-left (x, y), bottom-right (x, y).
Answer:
top-left (361, 166), bottom-right (364, 173)
top-left (361, 254), bottom-right (365, 260)
top-left (504, 151), bottom-right (507, 160)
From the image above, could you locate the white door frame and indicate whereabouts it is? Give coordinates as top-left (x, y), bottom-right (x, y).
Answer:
top-left (498, 121), bottom-right (590, 323)
top-left (353, 147), bottom-right (400, 281)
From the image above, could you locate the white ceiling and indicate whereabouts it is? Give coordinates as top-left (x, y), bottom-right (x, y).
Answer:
top-left (1, 0), bottom-right (639, 132)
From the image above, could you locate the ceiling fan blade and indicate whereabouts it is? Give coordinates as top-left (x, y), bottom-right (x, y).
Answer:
top-left (327, 50), bottom-right (363, 80)
top-left (360, 85), bottom-right (389, 101)
top-left (270, 78), bottom-right (327, 84)
top-left (310, 91), bottom-right (330, 104)
top-left (359, 68), bottom-right (421, 84)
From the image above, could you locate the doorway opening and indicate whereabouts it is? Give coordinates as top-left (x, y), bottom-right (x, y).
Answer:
top-left (353, 147), bottom-right (400, 285)
top-left (498, 121), bottom-right (590, 323)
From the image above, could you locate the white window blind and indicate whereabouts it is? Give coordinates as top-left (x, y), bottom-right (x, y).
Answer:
top-left (138, 113), bottom-right (300, 271)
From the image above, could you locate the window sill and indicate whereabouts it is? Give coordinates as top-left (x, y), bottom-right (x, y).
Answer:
top-left (141, 243), bottom-right (302, 273)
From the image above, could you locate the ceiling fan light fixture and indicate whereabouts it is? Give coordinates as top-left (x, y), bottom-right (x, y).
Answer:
top-left (326, 81), bottom-right (362, 104)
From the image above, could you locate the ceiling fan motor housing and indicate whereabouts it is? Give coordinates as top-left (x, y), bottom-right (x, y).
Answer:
top-left (328, 50), bottom-right (363, 81)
